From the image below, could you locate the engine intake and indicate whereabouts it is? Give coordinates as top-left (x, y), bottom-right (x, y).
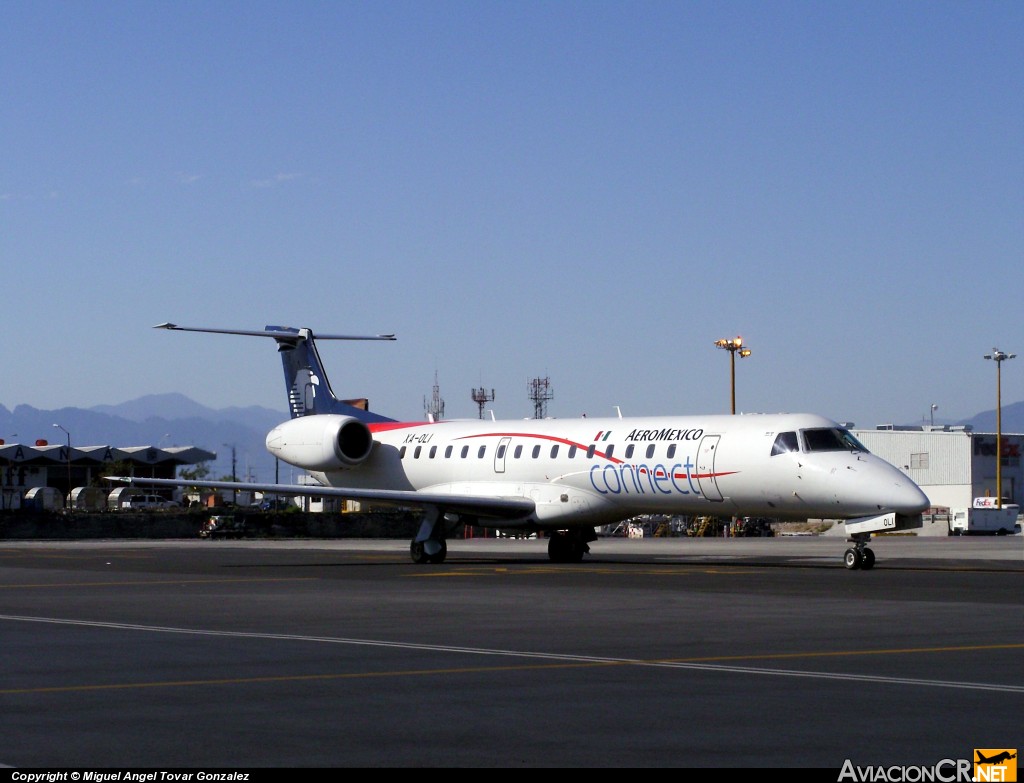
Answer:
top-left (265, 415), bottom-right (374, 471)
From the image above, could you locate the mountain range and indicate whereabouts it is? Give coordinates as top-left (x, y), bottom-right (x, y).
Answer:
top-left (2, 394), bottom-right (1022, 482)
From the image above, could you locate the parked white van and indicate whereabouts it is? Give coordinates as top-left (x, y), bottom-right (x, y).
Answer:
top-left (122, 494), bottom-right (179, 510)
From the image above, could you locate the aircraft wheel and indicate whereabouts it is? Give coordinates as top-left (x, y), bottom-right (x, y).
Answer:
top-left (843, 548), bottom-right (862, 570)
top-left (410, 541), bottom-right (430, 564)
top-left (411, 539), bottom-right (447, 564)
top-left (548, 533), bottom-right (590, 563)
top-left (428, 539), bottom-right (448, 564)
top-left (548, 535), bottom-right (564, 562)
top-left (860, 548), bottom-right (875, 570)
top-left (548, 534), bottom-right (569, 563)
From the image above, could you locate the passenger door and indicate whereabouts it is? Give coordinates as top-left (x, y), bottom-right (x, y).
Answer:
top-left (696, 435), bottom-right (724, 502)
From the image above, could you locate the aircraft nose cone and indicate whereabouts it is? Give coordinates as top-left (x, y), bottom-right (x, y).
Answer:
top-left (869, 464), bottom-right (929, 514)
top-left (850, 458), bottom-right (930, 515)
top-left (889, 479), bottom-right (930, 515)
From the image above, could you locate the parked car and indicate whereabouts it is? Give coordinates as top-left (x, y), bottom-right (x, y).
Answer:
top-left (255, 497), bottom-right (291, 511)
top-left (123, 494), bottom-right (179, 510)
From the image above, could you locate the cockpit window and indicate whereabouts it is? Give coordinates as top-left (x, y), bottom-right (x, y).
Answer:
top-left (771, 431), bottom-right (799, 456)
top-left (802, 428), bottom-right (869, 453)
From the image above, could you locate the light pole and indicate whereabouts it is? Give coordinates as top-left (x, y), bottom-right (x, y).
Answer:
top-left (2, 433), bottom-right (16, 511)
top-left (52, 423), bottom-right (71, 509)
top-left (223, 443), bottom-right (237, 506)
top-left (983, 348), bottom-right (1015, 509)
top-left (714, 337), bottom-right (752, 414)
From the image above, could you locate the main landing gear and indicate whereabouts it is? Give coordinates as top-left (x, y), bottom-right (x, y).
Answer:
top-left (547, 528), bottom-right (597, 563)
top-left (407, 512), bottom-right (600, 566)
top-left (409, 507), bottom-right (452, 564)
top-left (410, 538), bottom-right (447, 564)
top-left (843, 533), bottom-right (875, 570)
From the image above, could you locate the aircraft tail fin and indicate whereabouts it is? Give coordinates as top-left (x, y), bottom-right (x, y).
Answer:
top-left (267, 325), bottom-right (398, 422)
top-left (154, 323), bottom-right (397, 423)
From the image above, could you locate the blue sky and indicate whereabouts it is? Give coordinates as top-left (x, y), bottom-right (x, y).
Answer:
top-left (3, 1), bottom-right (1022, 429)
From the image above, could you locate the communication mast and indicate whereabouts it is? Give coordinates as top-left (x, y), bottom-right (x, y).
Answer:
top-left (424, 371), bottom-right (445, 422)
top-left (471, 387), bottom-right (495, 419)
top-left (528, 376), bottom-right (553, 419)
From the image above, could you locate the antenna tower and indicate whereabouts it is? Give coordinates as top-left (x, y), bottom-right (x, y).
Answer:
top-left (528, 376), bottom-right (553, 419)
top-left (471, 387), bottom-right (495, 419)
top-left (424, 371), bottom-right (445, 421)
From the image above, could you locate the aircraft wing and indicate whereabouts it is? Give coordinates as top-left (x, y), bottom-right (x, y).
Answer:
top-left (104, 476), bottom-right (536, 520)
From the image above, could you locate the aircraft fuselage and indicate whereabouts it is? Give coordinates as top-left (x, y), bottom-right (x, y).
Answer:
top-left (293, 412), bottom-right (928, 530)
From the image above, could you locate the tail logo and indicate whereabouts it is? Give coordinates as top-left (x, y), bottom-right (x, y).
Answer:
top-left (289, 368), bottom-right (321, 417)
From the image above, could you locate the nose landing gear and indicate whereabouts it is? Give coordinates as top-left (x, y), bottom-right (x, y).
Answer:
top-left (843, 533), bottom-right (875, 570)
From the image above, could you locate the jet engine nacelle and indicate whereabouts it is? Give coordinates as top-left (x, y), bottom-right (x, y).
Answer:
top-left (265, 415), bottom-right (374, 471)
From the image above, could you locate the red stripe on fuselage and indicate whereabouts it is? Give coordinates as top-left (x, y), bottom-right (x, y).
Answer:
top-left (369, 421), bottom-right (435, 433)
top-left (367, 425), bottom-right (738, 482)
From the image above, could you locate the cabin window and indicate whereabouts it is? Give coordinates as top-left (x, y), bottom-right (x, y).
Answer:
top-left (586, 444), bottom-right (596, 458)
top-left (666, 444), bottom-right (676, 459)
top-left (444, 445), bottom-right (453, 458)
top-left (568, 445), bottom-right (577, 458)
top-left (497, 444), bottom-right (506, 459)
top-left (802, 428), bottom-right (868, 453)
top-left (478, 445), bottom-right (486, 458)
top-left (514, 445), bottom-right (523, 458)
top-left (646, 444), bottom-right (655, 459)
top-left (429, 446), bottom-right (437, 459)
top-left (400, 446), bottom-right (407, 459)
top-left (414, 446), bottom-right (422, 459)
top-left (532, 445), bottom-right (541, 458)
top-left (625, 444), bottom-right (634, 459)
top-left (550, 445), bottom-right (559, 458)
top-left (461, 445), bottom-right (469, 458)
top-left (605, 444), bottom-right (614, 458)
top-left (771, 432), bottom-right (799, 456)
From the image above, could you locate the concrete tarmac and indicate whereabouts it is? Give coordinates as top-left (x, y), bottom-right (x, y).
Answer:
top-left (0, 535), bottom-right (1021, 769)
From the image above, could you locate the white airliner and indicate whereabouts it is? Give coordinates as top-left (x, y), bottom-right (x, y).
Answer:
top-left (109, 324), bottom-right (930, 569)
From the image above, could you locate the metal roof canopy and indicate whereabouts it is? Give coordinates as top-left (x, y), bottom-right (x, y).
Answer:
top-left (0, 443), bottom-right (215, 466)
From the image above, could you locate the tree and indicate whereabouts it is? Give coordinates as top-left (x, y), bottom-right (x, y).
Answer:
top-left (92, 460), bottom-right (134, 488)
top-left (178, 462), bottom-right (211, 482)
top-left (178, 462), bottom-right (213, 508)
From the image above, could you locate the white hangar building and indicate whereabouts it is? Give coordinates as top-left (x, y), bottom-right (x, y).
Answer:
top-left (852, 425), bottom-right (1022, 511)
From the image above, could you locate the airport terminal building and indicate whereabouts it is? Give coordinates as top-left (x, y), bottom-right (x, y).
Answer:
top-left (0, 442), bottom-right (216, 510)
top-left (853, 424), bottom-right (1022, 511)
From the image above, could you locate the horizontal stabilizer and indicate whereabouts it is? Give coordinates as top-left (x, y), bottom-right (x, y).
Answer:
top-left (153, 323), bottom-right (395, 341)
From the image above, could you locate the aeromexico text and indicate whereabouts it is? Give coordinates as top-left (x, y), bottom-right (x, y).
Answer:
top-left (625, 428), bottom-right (703, 441)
